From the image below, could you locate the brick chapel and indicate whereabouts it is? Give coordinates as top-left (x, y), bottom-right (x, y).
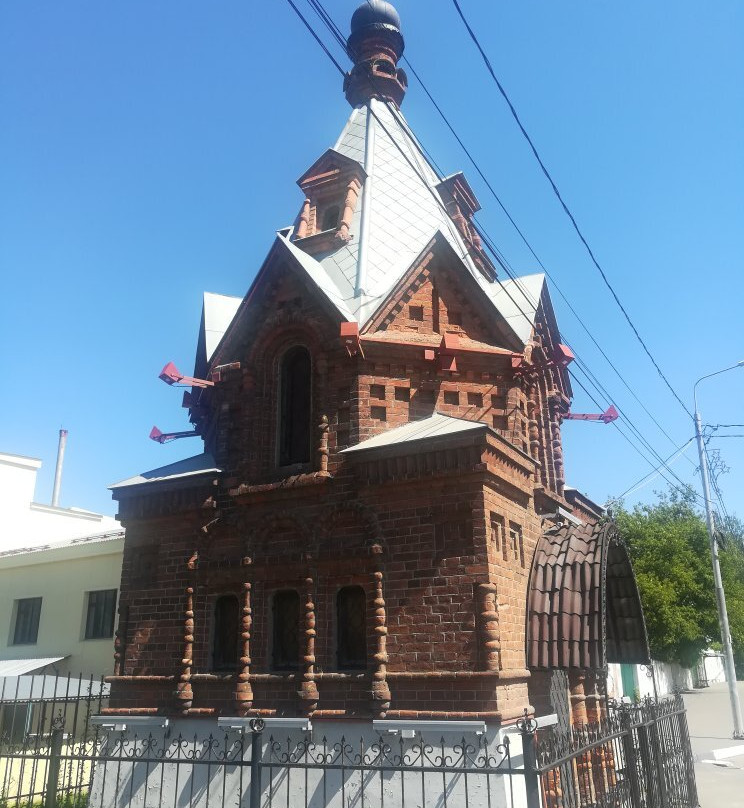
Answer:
top-left (109, 1), bottom-right (649, 732)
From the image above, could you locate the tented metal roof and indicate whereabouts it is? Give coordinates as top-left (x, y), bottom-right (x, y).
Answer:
top-left (195, 99), bottom-right (551, 371)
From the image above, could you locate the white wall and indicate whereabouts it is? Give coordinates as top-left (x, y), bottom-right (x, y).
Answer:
top-left (703, 652), bottom-right (726, 684)
top-left (89, 719), bottom-right (528, 808)
top-left (0, 451), bottom-right (120, 553)
top-left (0, 537), bottom-right (124, 676)
top-left (607, 660), bottom-right (693, 701)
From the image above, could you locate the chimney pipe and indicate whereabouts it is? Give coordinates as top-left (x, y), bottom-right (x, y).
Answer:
top-left (51, 429), bottom-right (68, 507)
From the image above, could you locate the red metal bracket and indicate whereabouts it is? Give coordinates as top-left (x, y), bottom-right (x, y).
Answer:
top-left (424, 334), bottom-right (460, 373)
top-left (159, 362), bottom-right (214, 389)
top-left (554, 344), bottom-right (575, 366)
top-left (564, 405), bottom-right (619, 424)
top-left (149, 426), bottom-right (199, 444)
top-left (340, 322), bottom-right (364, 358)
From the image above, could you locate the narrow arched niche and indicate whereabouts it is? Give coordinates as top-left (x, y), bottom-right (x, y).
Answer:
top-left (278, 346), bottom-right (312, 467)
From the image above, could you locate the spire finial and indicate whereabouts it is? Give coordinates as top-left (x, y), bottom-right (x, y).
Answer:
top-left (344, 1), bottom-right (407, 108)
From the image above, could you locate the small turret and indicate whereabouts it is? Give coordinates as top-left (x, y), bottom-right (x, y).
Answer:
top-left (344, 1), bottom-right (408, 108)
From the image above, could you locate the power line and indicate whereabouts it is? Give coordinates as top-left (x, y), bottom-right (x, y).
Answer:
top-left (613, 437), bottom-right (695, 501)
top-left (568, 366), bottom-right (700, 502)
top-left (449, 0), bottom-right (693, 420)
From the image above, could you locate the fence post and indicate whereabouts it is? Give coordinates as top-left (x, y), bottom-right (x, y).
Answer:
top-left (249, 717), bottom-right (265, 808)
top-left (618, 706), bottom-right (644, 808)
top-left (518, 713), bottom-right (541, 808)
top-left (44, 715), bottom-right (65, 808)
top-left (647, 705), bottom-right (669, 808)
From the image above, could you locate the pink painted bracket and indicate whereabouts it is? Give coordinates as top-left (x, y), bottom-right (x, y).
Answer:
top-left (564, 405), bottom-right (619, 424)
top-left (149, 426), bottom-right (199, 444)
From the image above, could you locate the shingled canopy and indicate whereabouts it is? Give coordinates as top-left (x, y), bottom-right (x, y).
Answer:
top-left (526, 519), bottom-right (650, 670)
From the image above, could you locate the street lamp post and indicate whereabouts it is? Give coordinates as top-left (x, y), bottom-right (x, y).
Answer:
top-left (693, 360), bottom-right (744, 740)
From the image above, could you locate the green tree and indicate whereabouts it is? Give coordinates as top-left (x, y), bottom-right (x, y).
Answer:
top-left (615, 488), bottom-right (744, 674)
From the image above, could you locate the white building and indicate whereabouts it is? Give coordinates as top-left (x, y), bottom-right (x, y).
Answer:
top-left (0, 449), bottom-right (124, 679)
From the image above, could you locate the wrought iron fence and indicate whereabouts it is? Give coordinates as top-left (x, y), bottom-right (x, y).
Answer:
top-left (90, 720), bottom-right (523, 808)
top-left (0, 672), bottom-right (109, 807)
top-left (530, 694), bottom-right (699, 808)
top-left (0, 673), bottom-right (699, 808)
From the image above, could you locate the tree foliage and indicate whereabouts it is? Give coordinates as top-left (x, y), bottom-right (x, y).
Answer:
top-left (615, 488), bottom-right (744, 674)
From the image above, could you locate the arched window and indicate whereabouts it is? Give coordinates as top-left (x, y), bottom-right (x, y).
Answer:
top-left (212, 594), bottom-right (239, 671)
top-left (321, 205), bottom-right (340, 231)
top-left (272, 590), bottom-right (300, 671)
top-left (336, 586), bottom-right (367, 670)
top-left (279, 346), bottom-right (312, 467)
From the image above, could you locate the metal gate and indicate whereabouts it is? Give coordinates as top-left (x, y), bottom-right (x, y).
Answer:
top-left (530, 695), bottom-right (699, 808)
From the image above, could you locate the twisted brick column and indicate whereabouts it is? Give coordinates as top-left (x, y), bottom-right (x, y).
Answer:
top-left (371, 570), bottom-right (391, 718)
top-left (175, 586), bottom-right (194, 714)
top-left (300, 577), bottom-right (319, 716)
top-left (477, 583), bottom-right (500, 671)
top-left (234, 582), bottom-right (253, 716)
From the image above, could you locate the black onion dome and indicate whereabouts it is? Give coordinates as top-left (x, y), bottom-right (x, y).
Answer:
top-left (350, 1), bottom-right (401, 34)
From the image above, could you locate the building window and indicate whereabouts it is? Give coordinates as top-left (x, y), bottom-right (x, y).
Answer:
top-left (336, 586), bottom-right (367, 670)
top-left (409, 305), bottom-right (424, 322)
top-left (279, 346), bottom-right (312, 466)
top-left (84, 590), bottom-right (117, 640)
top-left (321, 204), bottom-right (340, 231)
top-left (12, 598), bottom-right (42, 645)
top-left (272, 590), bottom-right (300, 671)
top-left (212, 594), bottom-right (240, 671)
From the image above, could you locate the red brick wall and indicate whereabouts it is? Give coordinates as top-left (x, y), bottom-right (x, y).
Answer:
top-left (111, 248), bottom-right (571, 721)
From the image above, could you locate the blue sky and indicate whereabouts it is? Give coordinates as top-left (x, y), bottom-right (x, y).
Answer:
top-left (1, 1), bottom-right (742, 520)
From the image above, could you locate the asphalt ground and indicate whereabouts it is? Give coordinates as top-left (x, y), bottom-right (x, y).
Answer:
top-left (682, 681), bottom-right (744, 807)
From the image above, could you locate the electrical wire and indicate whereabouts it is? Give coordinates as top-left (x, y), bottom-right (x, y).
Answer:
top-left (612, 437), bottom-right (695, 501)
top-left (449, 0), bottom-right (693, 420)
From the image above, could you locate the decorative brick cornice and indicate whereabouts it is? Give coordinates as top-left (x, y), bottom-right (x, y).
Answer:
top-left (229, 471), bottom-right (332, 499)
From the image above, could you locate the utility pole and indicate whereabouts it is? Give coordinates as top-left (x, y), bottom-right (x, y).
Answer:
top-left (694, 361), bottom-right (744, 739)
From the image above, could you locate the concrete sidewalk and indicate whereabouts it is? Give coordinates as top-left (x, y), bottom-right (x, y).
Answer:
top-left (682, 682), bottom-right (744, 807)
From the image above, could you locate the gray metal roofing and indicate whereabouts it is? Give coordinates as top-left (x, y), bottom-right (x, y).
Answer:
top-left (326, 99), bottom-right (496, 326)
top-left (341, 411), bottom-right (486, 454)
top-left (0, 658), bottom-right (67, 678)
top-left (0, 530), bottom-right (124, 559)
top-left (196, 100), bottom-right (549, 372)
top-left (109, 452), bottom-right (221, 490)
top-left (203, 292), bottom-right (242, 361)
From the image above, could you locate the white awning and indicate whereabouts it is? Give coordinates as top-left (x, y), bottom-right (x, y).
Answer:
top-left (0, 657), bottom-right (66, 677)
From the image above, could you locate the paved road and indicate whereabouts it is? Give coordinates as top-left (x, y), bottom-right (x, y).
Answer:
top-left (682, 682), bottom-right (744, 807)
